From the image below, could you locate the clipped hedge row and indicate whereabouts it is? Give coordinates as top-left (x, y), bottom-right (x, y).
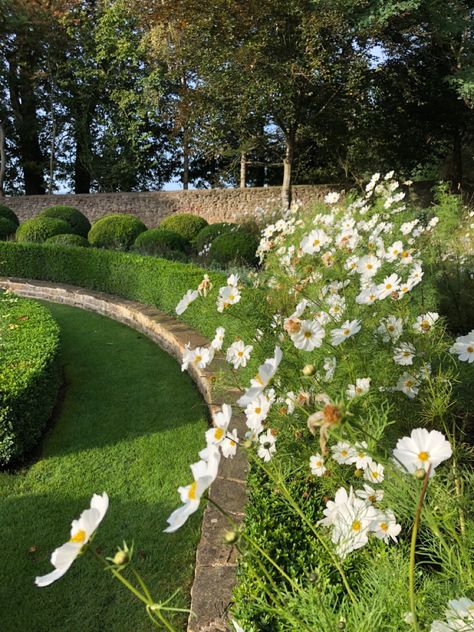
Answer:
top-left (0, 292), bottom-right (61, 466)
top-left (0, 242), bottom-right (267, 362)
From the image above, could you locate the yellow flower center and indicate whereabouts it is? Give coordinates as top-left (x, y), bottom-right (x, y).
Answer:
top-left (254, 374), bottom-right (264, 385)
top-left (387, 325), bottom-right (395, 331)
top-left (418, 451), bottom-right (429, 462)
top-left (229, 295), bottom-right (235, 301)
top-left (313, 239), bottom-right (320, 246)
top-left (367, 263), bottom-right (373, 269)
top-left (188, 481), bottom-right (198, 500)
top-left (421, 320), bottom-right (430, 331)
top-left (194, 355), bottom-right (202, 363)
top-left (385, 283), bottom-right (392, 290)
top-left (237, 351), bottom-right (244, 356)
top-left (403, 351), bottom-right (411, 357)
top-left (255, 407), bottom-right (261, 414)
top-left (371, 470), bottom-right (379, 479)
top-left (352, 520), bottom-right (361, 532)
top-left (405, 380), bottom-right (414, 388)
top-left (467, 345), bottom-right (474, 353)
top-left (402, 250), bottom-right (409, 257)
top-left (380, 522), bottom-right (388, 532)
top-left (69, 529), bottom-right (86, 544)
top-left (214, 427), bottom-right (225, 441)
top-left (304, 331), bottom-right (312, 338)
top-left (343, 328), bottom-right (350, 336)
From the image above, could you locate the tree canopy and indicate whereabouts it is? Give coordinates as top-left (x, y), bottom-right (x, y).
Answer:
top-left (0, 0), bottom-right (472, 199)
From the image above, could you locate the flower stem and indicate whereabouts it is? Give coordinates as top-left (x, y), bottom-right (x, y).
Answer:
top-left (409, 465), bottom-right (431, 632)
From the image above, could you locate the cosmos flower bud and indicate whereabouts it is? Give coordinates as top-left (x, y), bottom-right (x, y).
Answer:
top-left (113, 549), bottom-right (130, 566)
top-left (302, 364), bottom-right (316, 376)
top-left (414, 468), bottom-right (427, 480)
top-left (224, 530), bottom-right (239, 544)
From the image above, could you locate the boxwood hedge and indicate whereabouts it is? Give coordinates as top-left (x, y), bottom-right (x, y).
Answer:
top-left (0, 242), bottom-right (267, 365)
top-left (0, 292), bottom-right (61, 466)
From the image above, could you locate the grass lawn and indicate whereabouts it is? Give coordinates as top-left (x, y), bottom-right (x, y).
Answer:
top-left (0, 302), bottom-right (208, 632)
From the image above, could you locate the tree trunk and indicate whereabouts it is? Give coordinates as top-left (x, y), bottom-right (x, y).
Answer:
top-left (7, 52), bottom-right (46, 195)
top-left (281, 128), bottom-right (295, 209)
top-left (240, 152), bottom-right (247, 188)
top-left (49, 117), bottom-right (56, 195)
top-left (0, 121), bottom-right (6, 197)
top-left (183, 126), bottom-right (189, 190)
top-left (74, 119), bottom-right (92, 194)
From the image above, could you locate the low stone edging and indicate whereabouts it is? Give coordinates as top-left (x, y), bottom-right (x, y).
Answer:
top-left (0, 276), bottom-right (247, 632)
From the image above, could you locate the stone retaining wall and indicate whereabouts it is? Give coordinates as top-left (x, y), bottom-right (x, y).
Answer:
top-left (3, 185), bottom-right (336, 227)
top-left (0, 277), bottom-right (247, 632)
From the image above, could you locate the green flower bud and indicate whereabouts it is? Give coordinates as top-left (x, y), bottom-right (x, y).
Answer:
top-left (414, 468), bottom-right (427, 480)
top-left (302, 364), bottom-right (316, 376)
top-left (224, 530), bottom-right (239, 544)
top-left (113, 550), bottom-right (130, 566)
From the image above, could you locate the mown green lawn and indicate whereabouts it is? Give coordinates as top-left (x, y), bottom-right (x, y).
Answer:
top-left (0, 302), bottom-right (208, 632)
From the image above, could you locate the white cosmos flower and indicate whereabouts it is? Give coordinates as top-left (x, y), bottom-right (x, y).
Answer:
top-left (258, 429), bottom-right (277, 462)
top-left (227, 273), bottom-right (239, 287)
top-left (355, 484), bottom-right (384, 504)
top-left (393, 342), bottom-right (416, 365)
top-left (331, 441), bottom-right (356, 465)
top-left (181, 344), bottom-right (213, 372)
top-left (349, 441), bottom-right (371, 470)
top-left (400, 219), bottom-right (419, 235)
top-left (164, 446), bottom-right (220, 533)
top-left (393, 428), bottom-right (452, 477)
top-left (226, 340), bottom-right (253, 369)
top-left (300, 229), bottom-right (331, 254)
top-left (175, 289), bottom-right (199, 315)
top-left (205, 404), bottom-right (232, 447)
top-left (371, 509), bottom-right (401, 543)
top-left (331, 319), bottom-right (361, 346)
top-left (385, 240), bottom-right (404, 262)
top-left (377, 316), bottom-right (403, 342)
top-left (35, 493), bottom-right (109, 587)
top-left (221, 428), bottom-right (239, 459)
top-left (310, 453), bottom-right (327, 476)
top-left (357, 254), bottom-right (381, 278)
top-left (211, 326), bottom-right (225, 350)
top-left (237, 347), bottom-right (282, 407)
top-left (396, 372), bottom-right (420, 399)
top-left (346, 378), bottom-right (371, 399)
top-left (450, 330), bottom-right (474, 363)
top-left (324, 191), bottom-right (341, 204)
top-left (430, 598), bottom-right (474, 632)
top-left (290, 319), bottom-right (325, 351)
top-left (217, 285), bottom-right (241, 313)
top-left (413, 312), bottom-right (439, 334)
top-left (363, 459), bottom-right (385, 484)
top-left (328, 489), bottom-right (378, 559)
top-left (356, 285), bottom-right (379, 305)
top-left (377, 273), bottom-right (401, 299)
top-left (245, 394), bottom-right (272, 429)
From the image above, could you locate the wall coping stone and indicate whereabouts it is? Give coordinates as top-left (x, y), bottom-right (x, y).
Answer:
top-left (0, 276), bottom-right (246, 632)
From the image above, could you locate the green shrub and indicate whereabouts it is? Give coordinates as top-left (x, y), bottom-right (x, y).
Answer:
top-left (46, 233), bottom-right (90, 248)
top-left (0, 293), bottom-right (61, 466)
top-left (160, 213), bottom-right (208, 241)
top-left (0, 242), bottom-right (267, 384)
top-left (16, 217), bottom-right (72, 243)
top-left (0, 217), bottom-right (17, 240)
top-left (88, 214), bottom-right (147, 251)
top-left (194, 222), bottom-right (237, 253)
top-left (40, 205), bottom-right (91, 237)
top-left (209, 230), bottom-right (259, 267)
top-left (133, 228), bottom-right (191, 260)
top-left (0, 204), bottom-right (19, 228)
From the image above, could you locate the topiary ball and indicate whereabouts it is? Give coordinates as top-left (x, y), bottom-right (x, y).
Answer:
top-left (133, 228), bottom-right (191, 260)
top-left (209, 231), bottom-right (259, 267)
top-left (16, 217), bottom-right (72, 243)
top-left (0, 204), bottom-right (19, 228)
top-left (40, 205), bottom-right (91, 237)
top-left (88, 214), bottom-right (147, 251)
top-left (160, 213), bottom-right (208, 241)
top-left (194, 222), bottom-right (238, 253)
top-left (0, 217), bottom-right (17, 240)
top-left (46, 233), bottom-right (90, 248)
